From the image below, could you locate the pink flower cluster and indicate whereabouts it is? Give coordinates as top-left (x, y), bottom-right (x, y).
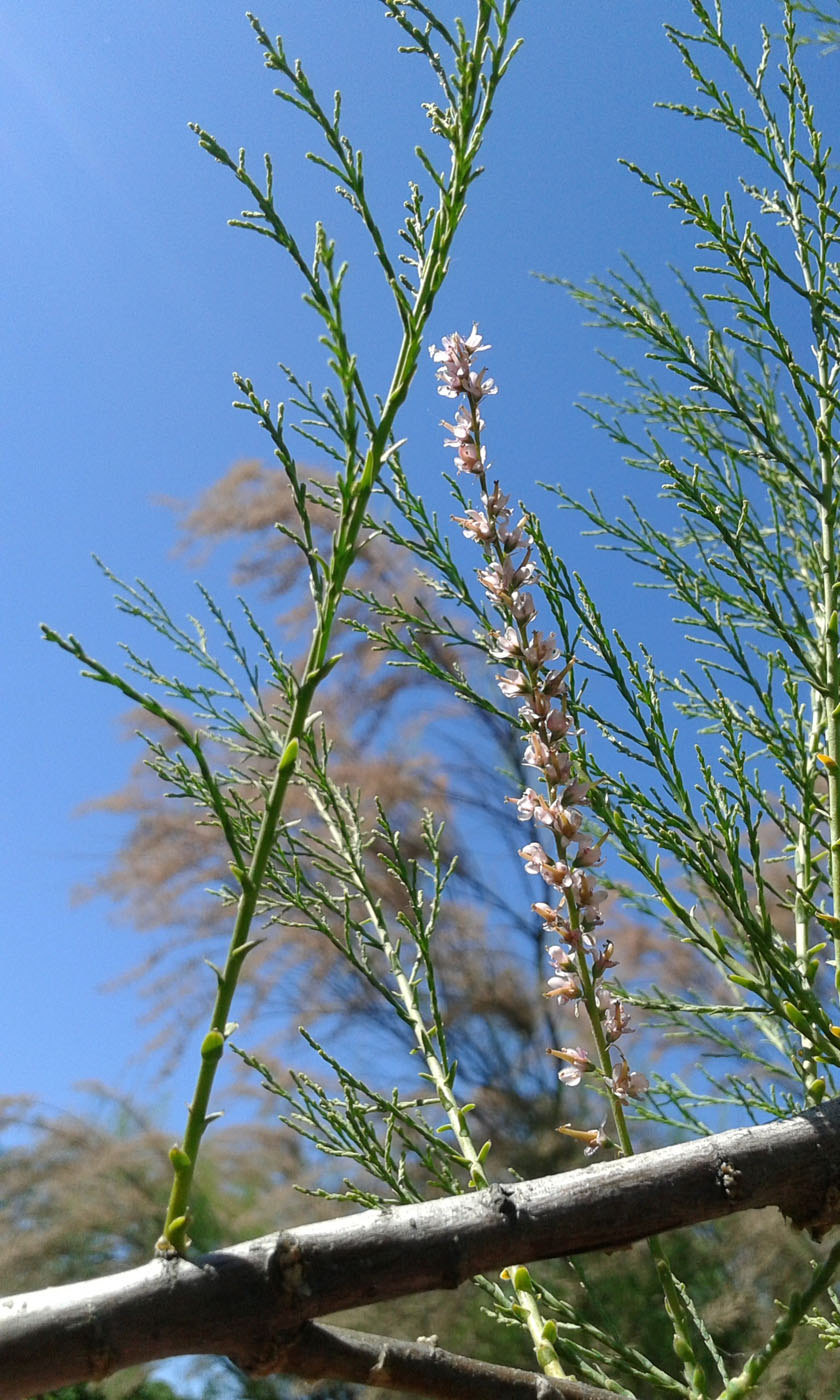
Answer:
top-left (433, 327), bottom-right (648, 1152)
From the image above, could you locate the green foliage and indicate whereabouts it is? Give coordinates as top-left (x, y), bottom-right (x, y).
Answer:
top-left (32, 1), bottom-right (840, 1397)
top-left (35, 1382), bottom-right (182, 1400)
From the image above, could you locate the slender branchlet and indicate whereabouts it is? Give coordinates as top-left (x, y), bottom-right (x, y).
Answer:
top-left (44, 0), bottom-right (524, 1255)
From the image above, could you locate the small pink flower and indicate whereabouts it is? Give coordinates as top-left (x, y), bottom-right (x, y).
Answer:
top-left (570, 869), bottom-right (607, 926)
top-left (550, 803), bottom-right (583, 843)
top-left (510, 789), bottom-right (575, 835)
top-left (441, 405), bottom-right (478, 444)
top-left (575, 840), bottom-right (603, 868)
top-left (497, 516), bottom-right (530, 552)
top-left (542, 669), bottom-right (571, 698)
top-left (601, 997), bottom-right (633, 1043)
top-left (538, 858), bottom-right (571, 889)
top-left (556, 1121), bottom-right (610, 1156)
top-left (477, 557), bottom-right (519, 600)
top-left (518, 841), bottom-right (551, 875)
top-left (561, 778), bottom-right (591, 804)
top-left (511, 787), bottom-right (543, 821)
top-left (466, 368), bottom-right (498, 401)
top-left (490, 626), bottom-right (523, 660)
top-left (483, 483), bottom-right (511, 519)
top-left (545, 973), bottom-right (581, 1003)
top-left (510, 590), bottom-right (537, 624)
top-left (511, 556), bottom-right (536, 589)
top-left (566, 925), bottom-right (596, 952)
top-left (592, 940), bottom-right (617, 977)
top-left (497, 668), bottom-right (532, 699)
top-left (454, 439), bottom-right (486, 474)
top-left (479, 548), bottom-right (537, 598)
top-left (533, 903), bottom-right (572, 937)
top-left (519, 847), bottom-right (573, 894)
top-left (522, 733), bottom-right (551, 769)
top-left (451, 509), bottom-right (494, 543)
top-left (547, 1045), bottom-right (593, 1087)
top-left (518, 689), bottom-right (553, 722)
top-left (522, 735), bottom-right (573, 787)
top-left (546, 709), bottom-right (576, 740)
top-left (611, 1059), bottom-right (648, 1102)
top-left (521, 630), bottom-right (560, 668)
top-left (546, 943), bottom-right (574, 971)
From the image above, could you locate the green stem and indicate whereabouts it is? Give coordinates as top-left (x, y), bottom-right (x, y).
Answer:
top-left (508, 1267), bottom-right (569, 1382)
top-left (572, 934), bottom-right (706, 1397)
top-left (158, 624), bottom-right (334, 1251)
top-left (818, 441), bottom-right (840, 997)
top-left (158, 1), bottom-right (523, 1249)
top-left (309, 784), bottom-right (567, 1378)
top-left (719, 1239), bottom-right (840, 1399)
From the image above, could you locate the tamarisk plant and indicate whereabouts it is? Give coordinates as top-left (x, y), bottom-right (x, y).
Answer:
top-left (345, 0), bottom-right (840, 1393)
top-left (29, 1), bottom-right (840, 1397)
top-left (43, 0), bottom-right (524, 1258)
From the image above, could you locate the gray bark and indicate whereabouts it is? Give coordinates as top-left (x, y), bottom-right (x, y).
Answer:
top-left (2, 1100), bottom-right (839, 1399)
top-left (268, 1323), bottom-right (619, 1398)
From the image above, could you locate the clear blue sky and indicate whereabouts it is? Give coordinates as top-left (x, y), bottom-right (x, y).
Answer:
top-left (2, 2), bottom-right (809, 1126)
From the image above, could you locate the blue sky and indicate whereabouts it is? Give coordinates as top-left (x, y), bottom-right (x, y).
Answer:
top-left (2, 1), bottom-right (816, 1127)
